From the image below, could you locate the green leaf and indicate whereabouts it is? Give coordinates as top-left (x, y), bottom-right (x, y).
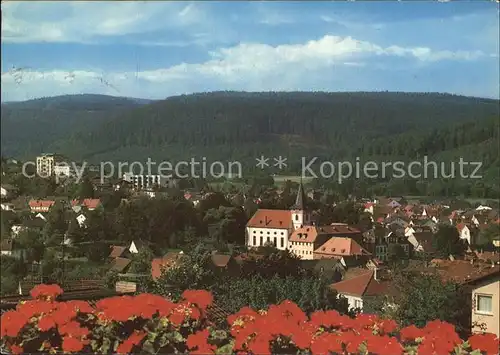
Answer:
top-left (158, 333), bottom-right (170, 348)
top-left (142, 340), bottom-right (156, 354)
top-left (469, 350), bottom-right (482, 355)
top-left (215, 341), bottom-right (234, 355)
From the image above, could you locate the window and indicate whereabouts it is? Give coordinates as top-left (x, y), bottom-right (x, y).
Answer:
top-left (260, 237), bottom-right (263, 245)
top-left (354, 299), bottom-right (362, 309)
top-left (253, 236), bottom-right (256, 245)
top-left (476, 294), bottom-right (493, 314)
top-left (280, 238), bottom-right (284, 248)
top-left (295, 215), bottom-right (298, 221)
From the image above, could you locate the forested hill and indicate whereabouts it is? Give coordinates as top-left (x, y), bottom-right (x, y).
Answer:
top-left (1, 94), bottom-right (153, 158)
top-left (1, 92), bottom-right (498, 170)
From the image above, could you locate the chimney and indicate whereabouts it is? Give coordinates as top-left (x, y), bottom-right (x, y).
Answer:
top-left (373, 268), bottom-right (378, 281)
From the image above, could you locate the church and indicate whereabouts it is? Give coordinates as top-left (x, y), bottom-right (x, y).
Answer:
top-left (245, 183), bottom-right (311, 250)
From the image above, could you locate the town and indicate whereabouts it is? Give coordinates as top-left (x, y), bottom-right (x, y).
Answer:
top-left (1, 153), bottom-right (499, 342)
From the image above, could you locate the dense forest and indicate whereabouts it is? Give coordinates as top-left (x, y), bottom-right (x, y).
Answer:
top-left (1, 92), bottom-right (499, 197)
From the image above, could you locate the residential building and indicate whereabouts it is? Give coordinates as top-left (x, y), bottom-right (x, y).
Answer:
top-left (71, 199), bottom-right (102, 211)
top-left (314, 237), bottom-right (371, 260)
top-left (36, 153), bottom-right (64, 177)
top-left (122, 172), bottom-right (177, 190)
top-left (469, 270), bottom-right (500, 337)
top-left (54, 163), bottom-right (79, 178)
top-left (330, 269), bottom-right (392, 311)
top-left (29, 199), bottom-right (55, 213)
top-left (289, 224), bottom-right (363, 260)
top-left (1, 184), bottom-right (17, 199)
top-left (368, 231), bottom-right (411, 262)
top-left (457, 223), bottom-right (474, 245)
top-left (246, 183), bottom-right (310, 250)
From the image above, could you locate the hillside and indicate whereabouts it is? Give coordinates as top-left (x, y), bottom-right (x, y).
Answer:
top-left (1, 91), bottom-right (498, 163)
top-left (0, 94), bottom-right (153, 158)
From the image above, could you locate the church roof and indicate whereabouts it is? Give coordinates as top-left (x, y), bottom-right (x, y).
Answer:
top-left (292, 182), bottom-right (306, 210)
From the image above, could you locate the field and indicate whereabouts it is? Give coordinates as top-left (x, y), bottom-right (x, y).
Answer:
top-left (272, 175), bottom-right (315, 185)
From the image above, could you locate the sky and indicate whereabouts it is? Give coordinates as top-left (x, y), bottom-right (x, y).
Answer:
top-left (1, 1), bottom-right (499, 102)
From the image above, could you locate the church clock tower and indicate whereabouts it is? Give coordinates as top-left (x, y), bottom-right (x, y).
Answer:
top-left (291, 182), bottom-right (311, 230)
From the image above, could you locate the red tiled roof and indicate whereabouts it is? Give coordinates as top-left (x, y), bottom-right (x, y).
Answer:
top-left (110, 257), bottom-right (131, 272)
top-left (314, 237), bottom-right (371, 257)
top-left (331, 270), bottom-right (391, 297)
top-left (246, 209), bottom-right (293, 229)
top-left (71, 199), bottom-right (101, 209)
top-left (211, 254), bottom-right (232, 267)
top-left (109, 246), bottom-right (127, 258)
top-left (29, 200), bottom-right (55, 208)
top-left (290, 224), bottom-right (361, 243)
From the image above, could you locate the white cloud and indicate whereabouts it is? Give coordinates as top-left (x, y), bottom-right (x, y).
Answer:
top-left (1, 34), bottom-right (492, 101)
top-left (1, 1), bottom-right (206, 44)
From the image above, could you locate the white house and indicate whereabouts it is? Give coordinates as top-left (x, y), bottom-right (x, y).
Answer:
top-left (404, 226), bottom-right (415, 238)
top-left (331, 269), bottom-right (390, 311)
top-left (476, 205), bottom-right (492, 211)
top-left (76, 214), bottom-right (87, 227)
top-left (35, 213), bottom-right (47, 221)
top-left (457, 223), bottom-right (472, 244)
top-left (364, 203), bottom-right (374, 215)
top-left (1, 203), bottom-right (14, 211)
top-left (246, 183), bottom-right (310, 250)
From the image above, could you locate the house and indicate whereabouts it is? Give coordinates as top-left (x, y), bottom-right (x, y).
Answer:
top-left (29, 199), bottom-right (55, 213)
top-left (246, 183), bottom-right (310, 250)
top-left (151, 251), bottom-right (186, 280)
top-left (457, 223), bottom-right (473, 244)
top-left (109, 245), bottom-right (128, 259)
top-left (468, 270), bottom-right (500, 337)
top-left (1, 184), bottom-right (17, 199)
top-left (314, 237), bottom-right (371, 260)
top-left (109, 257), bottom-right (132, 273)
top-left (76, 214), bottom-right (87, 227)
top-left (330, 269), bottom-right (393, 311)
top-left (289, 224), bottom-right (362, 260)
top-left (210, 253), bottom-right (240, 275)
top-left (408, 231), bottom-right (434, 253)
top-left (129, 240), bottom-right (148, 254)
top-left (369, 232), bottom-right (411, 262)
top-left (364, 203), bottom-right (374, 215)
top-left (300, 258), bottom-right (345, 282)
top-left (1, 203), bottom-right (15, 211)
top-left (71, 199), bottom-right (102, 211)
top-left (1, 239), bottom-right (14, 256)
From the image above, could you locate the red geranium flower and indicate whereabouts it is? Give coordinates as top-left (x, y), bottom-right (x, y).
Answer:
top-left (30, 284), bottom-right (63, 300)
top-left (62, 336), bottom-right (85, 353)
top-left (9, 345), bottom-right (23, 354)
top-left (0, 310), bottom-right (29, 338)
top-left (468, 333), bottom-right (500, 355)
top-left (400, 324), bottom-right (424, 342)
top-left (181, 289), bottom-right (214, 310)
top-left (38, 316), bottom-right (56, 332)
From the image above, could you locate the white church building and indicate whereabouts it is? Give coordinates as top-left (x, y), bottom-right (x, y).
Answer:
top-left (245, 183), bottom-right (312, 250)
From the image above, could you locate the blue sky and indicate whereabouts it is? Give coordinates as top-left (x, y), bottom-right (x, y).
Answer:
top-left (1, 1), bottom-right (498, 101)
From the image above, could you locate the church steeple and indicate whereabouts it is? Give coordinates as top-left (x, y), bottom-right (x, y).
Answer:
top-left (292, 181), bottom-right (306, 210)
top-left (291, 181), bottom-right (310, 230)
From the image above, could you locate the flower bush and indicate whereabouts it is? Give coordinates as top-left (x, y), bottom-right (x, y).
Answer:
top-left (1, 284), bottom-right (499, 354)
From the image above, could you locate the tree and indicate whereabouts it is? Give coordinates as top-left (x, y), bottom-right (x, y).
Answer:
top-left (16, 229), bottom-right (45, 263)
top-left (203, 206), bottom-right (247, 244)
top-left (432, 224), bottom-right (467, 258)
top-left (74, 175), bottom-right (95, 199)
top-left (387, 244), bottom-right (407, 265)
top-left (129, 247), bottom-right (155, 274)
top-left (391, 271), bottom-right (471, 337)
